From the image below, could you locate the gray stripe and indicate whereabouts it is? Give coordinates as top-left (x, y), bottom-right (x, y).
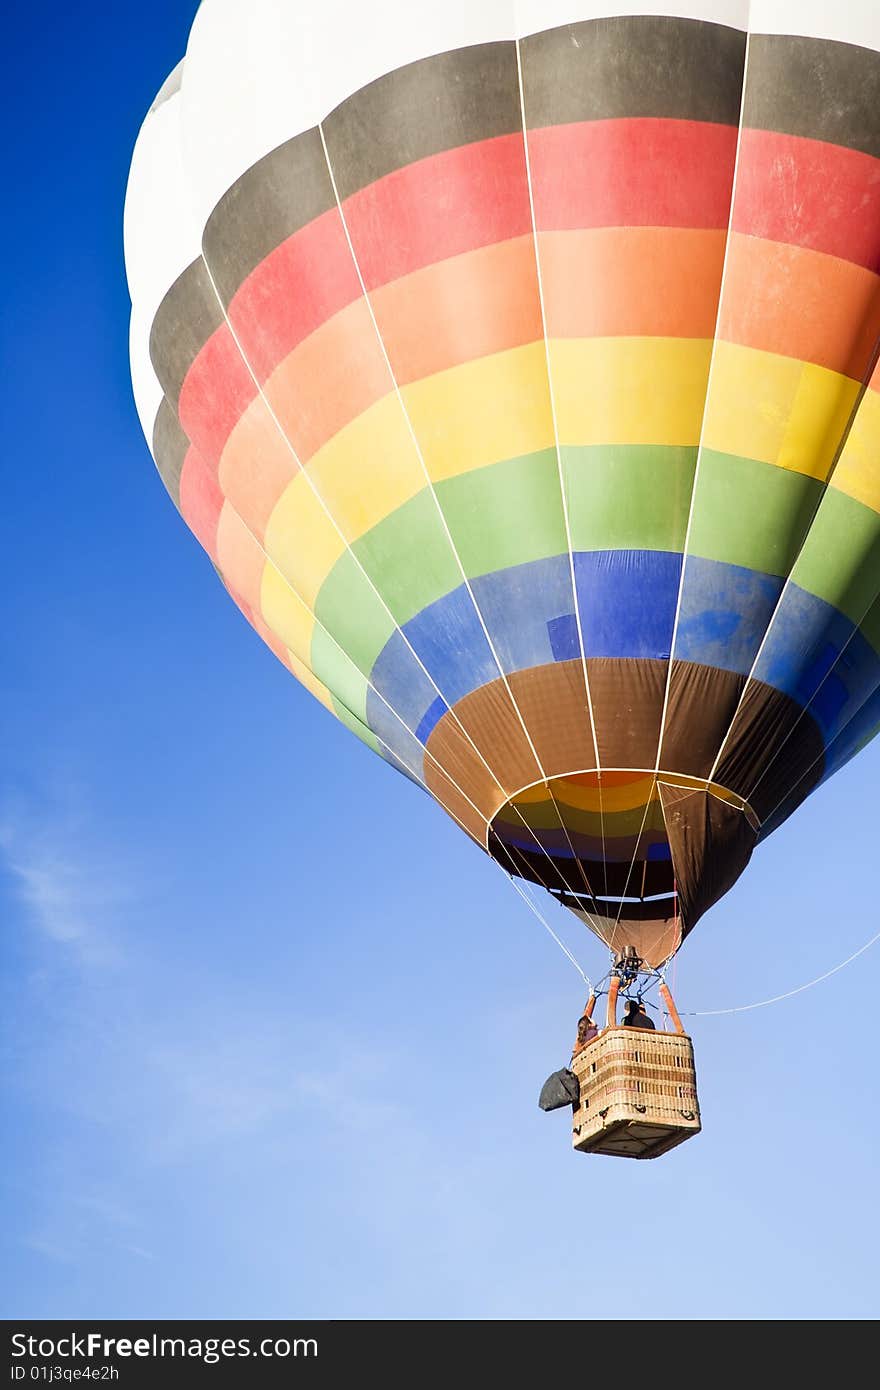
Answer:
top-left (745, 34), bottom-right (880, 159)
top-left (203, 127), bottom-right (336, 306)
top-left (520, 16), bottom-right (747, 131)
top-left (322, 41), bottom-right (521, 202)
top-left (151, 397), bottom-right (189, 509)
top-left (149, 259), bottom-right (224, 405)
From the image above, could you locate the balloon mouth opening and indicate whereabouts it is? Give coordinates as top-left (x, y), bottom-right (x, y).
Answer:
top-left (486, 768), bottom-right (758, 968)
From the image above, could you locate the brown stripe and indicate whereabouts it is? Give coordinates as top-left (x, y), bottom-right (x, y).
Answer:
top-left (714, 681), bottom-right (826, 820)
top-left (424, 659), bottom-right (596, 820)
top-left (426, 657), bottom-right (824, 833)
top-left (587, 658), bottom-right (667, 768)
top-left (660, 784), bottom-right (756, 932)
top-left (520, 16), bottom-right (746, 130)
top-left (745, 34), bottom-right (880, 158)
top-left (323, 42), bottom-right (522, 202)
top-left (203, 128), bottom-right (336, 306)
top-left (149, 259), bottom-right (223, 406)
top-left (151, 398), bottom-right (189, 509)
top-left (662, 662), bottom-right (825, 820)
top-left (660, 661), bottom-right (744, 777)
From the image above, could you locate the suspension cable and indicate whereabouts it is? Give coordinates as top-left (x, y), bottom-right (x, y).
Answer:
top-left (503, 868), bottom-right (593, 991)
top-left (681, 925), bottom-right (880, 1016)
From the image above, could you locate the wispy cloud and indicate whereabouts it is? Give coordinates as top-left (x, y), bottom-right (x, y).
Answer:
top-left (1, 787), bottom-right (501, 1315)
top-left (0, 794), bottom-right (130, 968)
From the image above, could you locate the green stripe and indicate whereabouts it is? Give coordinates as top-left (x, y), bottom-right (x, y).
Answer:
top-left (791, 487), bottom-right (880, 629)
top-left (313, 553), bottom-right (395, 683)
top-left (437, 449), bottom-right (567, 576)
top-left (330, 694), bottom-right (382, 754)
top-left (688, 450), bottom-right (823, 577)
top-left (309, 626), bottom-right (371, 722)
top-left (312, 446), bottom-right (880, 681)
top-left (565, 445), bottom-right (695, 552)
top-left (352, 489), bottom-right (461, 624)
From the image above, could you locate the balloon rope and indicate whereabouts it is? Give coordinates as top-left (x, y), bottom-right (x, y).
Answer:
top-left (503, 870), bottom-right (593, 991)
top-left (503, 874), bottom-right (880, 1016)
top-left (682, 925), bottom-right (880, 1016)
top-left (606, 785), bottom-right (656, 961)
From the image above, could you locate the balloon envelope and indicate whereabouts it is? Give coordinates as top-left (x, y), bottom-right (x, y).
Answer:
top-left (125, 1), bottom-right (880, 965)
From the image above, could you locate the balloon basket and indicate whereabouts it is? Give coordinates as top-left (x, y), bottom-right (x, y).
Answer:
top-left (570, 1028), bottom-right (701, 1160)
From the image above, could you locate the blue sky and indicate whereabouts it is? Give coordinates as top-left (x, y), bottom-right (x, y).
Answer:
top-left (2, 1), bottom-right (879, 1321)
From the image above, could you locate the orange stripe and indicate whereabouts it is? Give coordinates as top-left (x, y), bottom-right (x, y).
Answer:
top-left (266, 296), bottom-right (389, 464)
top-left (372, 235), bottom-right (543, 385)
top-left (215, 228), bottom-right (733, 543)
top-left (216, 504), bottom-right (266, 614)
top-left (719, 233), bottom-right (880, 379)
top-left (540, 227), bottom-right (726, 339)
top-left (217, 402), bottom-right (299, 542)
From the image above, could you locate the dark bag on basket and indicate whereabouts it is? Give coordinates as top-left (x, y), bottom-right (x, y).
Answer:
top-left (538, 1068), bottom-right (580, 1112)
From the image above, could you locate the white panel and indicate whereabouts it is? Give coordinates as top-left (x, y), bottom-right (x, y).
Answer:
top-left (748, 0), bottom-right (880, 51)
top-left (516, 1), bottom-right (749, 36)
top-left (123, 88), bottom-right (200, 322)
top-left (125, 83), bottom-right (202, 454)
top-left (179, 0), bottom-right (519, 233)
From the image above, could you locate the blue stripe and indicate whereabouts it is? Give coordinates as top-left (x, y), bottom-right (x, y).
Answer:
top-left (470, 555), bottom-right (577, 670)
top-left (675, 558), bottom-right (783, 675)
top-left (415, 694), bottom-right (449, 746)
top-left (403, 584), bottom-right (499, 706)
top-left (575, 550), bottom-right (682, 660)
top-left (363, 551), bottom-right (880, 764)
top-left (753, 586), bottom-right (880, 742)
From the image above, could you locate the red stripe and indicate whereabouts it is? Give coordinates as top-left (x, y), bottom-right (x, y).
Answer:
top-left (227, 208), bottom-right (362, 384)
top-left (733, 128), bottom-right (880, 273)
top-left (179, 449), bottom-right (224, 560)
top-left (173, 117), bottom-right (741, 480)
top-left (528, 118), bottom-right (739, 231)
top-left (342, 132), bottom-right (532, 290)
top-left (218, 119), bottom-right (739, 396)
top-left (215, 134), bottom-right (532, 389)
top-left (178, 325), bottom-right (258, 471)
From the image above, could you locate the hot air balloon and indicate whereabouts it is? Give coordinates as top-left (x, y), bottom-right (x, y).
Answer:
top-left (125, 1), bottom-right (880, 1158)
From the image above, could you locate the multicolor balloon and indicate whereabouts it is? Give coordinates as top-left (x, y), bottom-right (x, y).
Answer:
top-left (126, 2), bottom-right (880, 966)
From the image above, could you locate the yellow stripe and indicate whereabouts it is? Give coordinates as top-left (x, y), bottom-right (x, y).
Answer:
top-left (508, 771), bottom-right (757, 826)
top-left (550, 337), bottom-right (712, 446)
top-left (243, 336), bottom-right (869, 624)
top-left (307, 392), bottom-right (423, 535)
top-left (829, 387), bottom-right (880, 513)
top-left (286, 651), bottom-right (336, 714)
top-left (263, 336), bottom-right (862, 608)
top-left (263, 473), bottom-right (346, 608)
top-left (404, 342), bottom-right (554, 480)
top-left (514, 775), bottom-right (658, 815)
top-left (259, 564), bottom-right (316, 662)
top-left (703, 341), bottom-right (860, 480)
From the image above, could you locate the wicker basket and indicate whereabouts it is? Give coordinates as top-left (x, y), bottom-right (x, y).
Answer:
top-left (570, 1027), bottom-right (701, 1159)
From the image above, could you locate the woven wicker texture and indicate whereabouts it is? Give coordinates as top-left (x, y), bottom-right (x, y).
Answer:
top-left (571, 1027), bottom-right (701, 1159)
